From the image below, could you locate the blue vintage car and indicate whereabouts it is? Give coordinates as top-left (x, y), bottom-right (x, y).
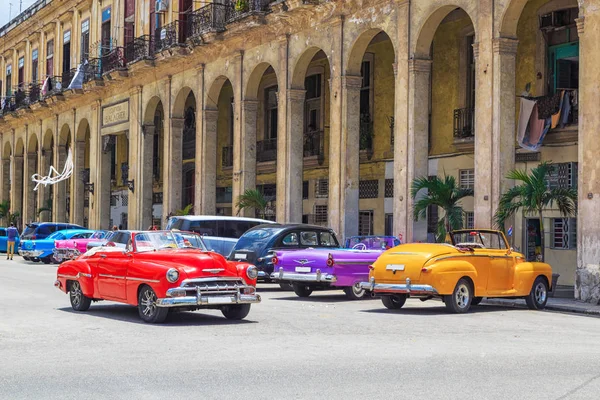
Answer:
top-left (0, 227), bottom-right (20, 253)
top-left (19, 229), bottom-right (95, 264)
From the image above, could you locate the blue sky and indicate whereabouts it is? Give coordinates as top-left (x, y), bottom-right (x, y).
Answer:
top-left (1, 0), bottom-right (39, 28)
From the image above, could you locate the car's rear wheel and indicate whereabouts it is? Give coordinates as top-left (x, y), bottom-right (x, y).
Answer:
top-left (69, 281), bottom-right (92, 312)
top-left (471, 297), bottom-right (483, 306)
top-left (444, 278), bottom-right (473, 313)
top-left (41, 256), bottom-right (52, 264)
top-left (279, 283), bottom-right (293, 291)
top-left (221, 304), bottom-right (251, 320)
top-left (292, 283), bottom-right (313, 298)
top-left (23, 256), bottom-right (31, 261)
top-left (343, 282), bottom-right (367, 300)
top-left (525, 276), bottom-right (548, 310)
top-left (138, 286), bottom-right (169, 324)
top-left (381, 294), bottom-right (407, 309)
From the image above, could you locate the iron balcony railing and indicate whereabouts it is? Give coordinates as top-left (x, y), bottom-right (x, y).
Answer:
top-left (83, 58), bottom-right (103, 82)
top-left (28, 82), bottom-right (42, 104)
top-left (41, 76), bottom-right (64, 97)
top-left (256, 138), bottom-right (277, 163)
top-left (61, 68), bottom-right (78, 89)
top-left (187, 3), bottom-right (228, 41)
top-left (125, 35), bottom-right (154, 63)
top-left (225, 0), bottom-right (272, 24)
top-left (303, 130), bottom-right (324, 160)
top-left (1, 96), bottom-right (15, 115)
top-left (222, 145), bottom-right (234, 168)
top-left (101, 46), bottom-right (127, 74)
top-left (154, 20), bottom-right (185, 54)
top-left (453, 107), bottom-right (475, 139)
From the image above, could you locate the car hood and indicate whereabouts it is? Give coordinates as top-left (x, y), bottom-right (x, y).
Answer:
top-left (133, 250), bottom-right (240, 279)
top-left (275, 248), bottom-right (382, 265)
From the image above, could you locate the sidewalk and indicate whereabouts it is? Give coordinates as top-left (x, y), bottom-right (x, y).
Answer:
top-left (482, 297), bottom-right (600, 317)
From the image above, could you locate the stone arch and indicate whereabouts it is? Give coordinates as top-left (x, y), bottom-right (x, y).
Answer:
top-left (172, 86), bottom-right (195, 119)
top-left (59, 123), bottom-right (72, 147)
top-left (27, 134), bottom-right (39, 154)
top-left (76, 119), bottom-right (90, 141)
top-left (2, 141), bottom-right (12, 158)
top-left (413, 5), bottom-right (477, 59)
top-left (245, 62), bottom-right (279, 101)
top-left (206, 75), bottom-right (233, 109)
top-left (43, 129), bottom-right (54, 150)
top-left (15, 138), bottom-right (25, 156)
top-left (346, 29), bottom-right (396, 76)
top-left (143, 95), bottom-right (164, 125)
top-left (499, 0), bottom-right (530, 38)
top-left (291, 47), bottom-right (331, 90)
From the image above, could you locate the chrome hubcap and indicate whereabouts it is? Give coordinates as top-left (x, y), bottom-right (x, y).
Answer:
top-left (70, 282), bottom-right (82, 307)
top-left (455, 284), bottom-right (470, 309)
top-left (534, 282), bottom-right (547, 304)
top-left (140, 289), bottom-right (157, 317)
top-left (352, 282), bottom-right (365, 297)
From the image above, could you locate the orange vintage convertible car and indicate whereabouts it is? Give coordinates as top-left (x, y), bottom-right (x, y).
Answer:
top-left (360, 229), bottom-right (552, 313)
top-left (54, 231), bottom-right (261, 323)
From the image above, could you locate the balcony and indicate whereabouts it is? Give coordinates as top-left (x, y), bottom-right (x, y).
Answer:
top-left (187, 3), bottom-right (228, 45)
top-left (453, 107), bottom-right (475, 152)
top-left (222, 145), bottom-right (234, 168)
top-left (303, 130), bottom-right (325, 166)
top-left (41, 76), bottom-right (65, 102)
top-left (153, 21), bottom-right (187, 56)
top-left (83, 58), bottom-right (103, 85)
top-left (124, 35), bottom-right (154, 65)
top-left (61, 68), bottom-right (78, 89)
top-left (225, 0), bottom-right (272, 25)
top-left (257, 138), bottom-right (277, 163)
top-left (101, 47), bottom-right (128, 79)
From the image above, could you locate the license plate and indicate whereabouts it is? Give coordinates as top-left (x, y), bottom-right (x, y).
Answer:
top-left (295, 267), bottom-right (311, 273)
top-left (234, 253), bottom-right (247, 260)
top-left (207, 296), bottom-right (233, 304)
top-left (386, 264), bottom-right (405, 271)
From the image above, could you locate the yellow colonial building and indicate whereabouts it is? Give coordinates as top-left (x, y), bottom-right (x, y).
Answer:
top-left (1, 0), bottom-right (599, 302)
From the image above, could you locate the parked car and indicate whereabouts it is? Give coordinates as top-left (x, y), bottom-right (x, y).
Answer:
top-left (229, 224), bottom-right (341, 285)
top-left (345, 236), bottom-right (401, 250)
top-left (0, 227), bottom-right (20, 253)
top-left (54, 230), bottom-right (261, 323)
top-left (360, 229), bottom-right (553, 313)
top-left (53, 230), bottom-right (109, 262)
top-left (85, 230), bottom-right (137, 251)
top-left (166, 215), bottom-right (276, 257)
top-left (20, 229), bottom-right (95, 264)
top-left (20, 222), bottom-right (84, 240)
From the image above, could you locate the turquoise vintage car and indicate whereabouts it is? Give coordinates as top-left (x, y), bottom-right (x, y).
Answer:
top-left (19, 229), bottom-right (94, 264)
top-left (0, 227), bottom-right (20, 253)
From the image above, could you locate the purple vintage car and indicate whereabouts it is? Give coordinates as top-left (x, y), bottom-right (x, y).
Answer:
top-left (270, 244), bottom-right (389, 300)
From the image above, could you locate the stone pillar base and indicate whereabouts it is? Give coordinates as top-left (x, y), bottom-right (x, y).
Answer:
top-left (575, 265), bottom-right (600, 305)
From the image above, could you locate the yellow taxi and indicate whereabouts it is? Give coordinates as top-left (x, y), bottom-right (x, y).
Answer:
top-left (360, 229), bottom-right (552, 313)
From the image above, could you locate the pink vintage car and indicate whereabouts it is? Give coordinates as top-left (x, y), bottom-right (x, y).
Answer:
top-left (53, 230), bottom-right (109, 262)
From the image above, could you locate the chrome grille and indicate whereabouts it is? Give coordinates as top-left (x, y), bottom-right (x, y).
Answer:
top-left (182, 278), bottom-right (245, 295)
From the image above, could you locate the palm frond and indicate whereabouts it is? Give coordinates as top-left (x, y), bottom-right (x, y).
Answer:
top-left (236, 189), bottom-right (267, 216)
top-left (174, 204), bottom-right (194, 216)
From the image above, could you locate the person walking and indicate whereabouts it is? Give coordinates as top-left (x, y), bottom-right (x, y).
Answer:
top-left (6, 223), bottom-right (18, 261)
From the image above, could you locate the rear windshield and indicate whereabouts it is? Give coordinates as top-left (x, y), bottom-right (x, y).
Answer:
top-left (177, 219), bottom-right (265, 239)
top-left (230, 228), bottom-right (281, 255)
top-left (22, 224), bottom-right (38, 238)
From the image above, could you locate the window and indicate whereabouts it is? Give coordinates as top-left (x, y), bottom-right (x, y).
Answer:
top-left (282, 233), bottom-right (298, 246)
top-left (216, 187), bottom-right (233, 204)
top-left (302, 181), bottom-right (309, 199)
top-left (359, 180), bottom-right (379, 199)
top-left (81, 20), bottom-right (90, 62)
top-left (265, 85), bottom-right (278, 139)
top-left (465, 35), bottom-right (476, 110)
top-left (465, 212), bottom-right (474, 229)
top-left (188, 220), bottom-right (217, 236)
top-left (0, 229), bottom-right (6, 236)
top-left (304, 74), bottom-right (322, 133)
top-left (547, 162), bottom-right (578, 189)
top-left (32, 49), bottom-right (39, 82)
top-left (543, 8), bottom-right (579, 95)
top-left (62, 30), bottom-right (72, 77)
top-left (385, 214), bottom-right (393, 236)
top-left (314, 205), bottom-right (328, 224)
top-left (384, 179), bottom-right (393, 198)
top-left (300, 231), bottom-right (318, 246)
top-left (358, 211), bottom-right (374, 236)
top-left (46, 40), bottom-right (54, 77)
top-left (319, 232), bottom-right (338, 247)
top-left (427, 205), bottom-right (438, 234)
top-left (550, 218), bottom-right (576, 249)
top-left (5, 65), bottom-right (11, 96)
top-left (18, 57), bottom-right (25, 86)
top-left (459, 169), bottom-right (475, 189)
top-left (315, 179), bottom-right (328, 198)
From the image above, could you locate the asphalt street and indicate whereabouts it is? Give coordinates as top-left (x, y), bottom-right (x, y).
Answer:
top-left (1, 257), bottom-right (600, 400)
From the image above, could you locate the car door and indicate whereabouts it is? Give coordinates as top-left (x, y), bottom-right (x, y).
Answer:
top-left (485, 234), bottom-right (514, 294)
top-left (96, 247), bottom-right (129, 300)
top-left (0, 229), bottom-right (6, 252)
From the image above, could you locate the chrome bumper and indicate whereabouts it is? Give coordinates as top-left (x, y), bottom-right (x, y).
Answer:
top-left (359, 277), bottom-right (438, 295)
top-left (156, 293), bottom-right (261, 307)
top-left (258, 271), bottom-right (268, 278)
top-left (53, 248), bottom-right (80, 261)
top-left (155, 278), bottom-right (261, 308)
top-left (19, 250), bottom-right (43, 257)
top-left (270, 267), bottom-right (337, 283)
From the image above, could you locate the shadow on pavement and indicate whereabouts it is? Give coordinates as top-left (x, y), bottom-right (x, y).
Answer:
top-left (271, 293), bottom-right (376, 304)
top-left (57, 304), bottom-right (258, 326)
top-left (360, 304), bottom-right (522, 315)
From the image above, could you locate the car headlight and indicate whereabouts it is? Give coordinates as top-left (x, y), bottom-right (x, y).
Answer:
top-left (246, 265), bottom-right (258, 280)
top-left (166, 268), bottom-right (180, 283)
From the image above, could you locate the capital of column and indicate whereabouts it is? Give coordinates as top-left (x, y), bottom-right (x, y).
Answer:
top-left (288, 89), bottom-right (306, 102)
top-left (576, 17), bottom-right (585, 36)
top-left (493, 37), bottom-right (519, 55)
top-left (142, 124), bottom-right (156, 136)
top-left (11, 155), bottom-right (24, 162)
top-left (129, 86), bottom-right (142, 96)
top-left (408, 58), bottom-right (432, 74)
top-left (171, 117), bottom-right (185, 130)
top-left (196, 63), bottom-right (205, 73)
top-left (342, 75), bottom-right (363, 90)
top-left (242, 99), bottom-right (259, 113)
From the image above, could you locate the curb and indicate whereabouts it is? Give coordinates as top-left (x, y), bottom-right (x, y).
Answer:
top-left (482, 299), bottom-right (600, 317)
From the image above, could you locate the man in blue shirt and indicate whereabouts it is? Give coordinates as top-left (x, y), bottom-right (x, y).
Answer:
top-left (6, 223), bottom-right (18, 260)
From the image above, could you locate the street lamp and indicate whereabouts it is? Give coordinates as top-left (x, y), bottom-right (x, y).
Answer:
top-left (121, 163), bottom-right (134, 193)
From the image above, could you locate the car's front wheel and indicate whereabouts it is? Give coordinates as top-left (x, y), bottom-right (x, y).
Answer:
top-left (69, 281), bottom-right (92, 312)
top-left (279, 283), bottom-right (293, 291)
top-left (525, 276), bottom-right (549, 310)
top-left (381, 294), bottom-right (407, 309)
top-left (221, 304), bottom-right (251, 320)
top-left (444, 278), bottom-right (473, 313)
top-left (138, 286), bottom-right (169, 324)
top-left (343, 282), bottom-right (367, 300)
top-left (292, 283), bottom-right (313, 298)
top-left (23, 256), bottom-right (31, 261)
top-left (41, 256), bottom-right (52, 264)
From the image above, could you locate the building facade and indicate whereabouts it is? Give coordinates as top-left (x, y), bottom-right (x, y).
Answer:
top-left (0, 0), bottom-right (599, 302)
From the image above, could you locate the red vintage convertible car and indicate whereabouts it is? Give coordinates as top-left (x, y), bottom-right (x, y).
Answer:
top-left (54, 231), bottom-right (261, 323)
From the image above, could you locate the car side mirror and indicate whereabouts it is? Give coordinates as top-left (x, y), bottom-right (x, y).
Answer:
top-left (106, 241), bottom-right (116, 247)
top-left (507, 247), bottom-right (513, 255)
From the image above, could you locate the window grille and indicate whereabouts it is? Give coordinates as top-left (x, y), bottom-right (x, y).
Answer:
top-left (547, 162), bottom-right (578, 189)
top-left (314, 205), bottom-right (328, 224)
top-left (152, 192), bottom-right (163, 204)
top-left (459, 169), bottom-right (475, 189)
top-left (315, 179), bottom-right (328, 198)
top-left (121, 193), bottom-right (129, 207)
top-left (302, 181), bottom-right (309, 199)
top-left (384, 179), bottom-right (394, 198)
top-left (465, 212), bottom-right (474, 229)
top-left (359, 180), bottom-right (379, 199)
top-left (550, 218), bottom-right (577, 249)
top-left (359, 211), bottom-right (374, 236)
top-left (110, 195), bottom-right (118, 206)
top-left (427, 205), bottom-right (438, 234)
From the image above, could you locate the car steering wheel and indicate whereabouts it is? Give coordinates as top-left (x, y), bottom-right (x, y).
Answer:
top-left (352, 243), bottom-right (367, 250)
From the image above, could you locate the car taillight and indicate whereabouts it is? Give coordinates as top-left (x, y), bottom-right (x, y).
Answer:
top-left (368, 265), bottom-right (374, 270)
top-left (271, 256), bottom-right (278, 265)
top-left (32, 235), bottom-right (36, 240)
top-left (326, 253), bottom-right (334, 267)
top-left (421, 268), bottom-right (429, 273)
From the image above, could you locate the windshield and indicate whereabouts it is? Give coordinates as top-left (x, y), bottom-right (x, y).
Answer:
top-left (230, 228), bottom-right (280, 254)
top-left (22, 224), bottom-right (37, 238)
top-left (451, 231), bottom-right (507, 250)
top-left (47, 231), bottom-right (66, 240)
top-left (133, 231), bottom-right (207, 252)
top-left (90, 231), bottom-right (108, 239)
top-left (346, 236), bottom-right (400, 250)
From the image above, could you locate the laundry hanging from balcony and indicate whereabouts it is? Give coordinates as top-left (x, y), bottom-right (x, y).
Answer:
top-left (67, 61), bottom-right (87, 90)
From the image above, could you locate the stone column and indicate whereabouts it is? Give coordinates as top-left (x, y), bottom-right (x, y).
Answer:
top-left (194, 65), bottom-right (205, 215)
top-left (491, 38), bottom-right (519, 225)
top-left (404, 59), bottom-right (432, 242)
top-left (89, 101), bottom-right (111, 230)
top-left (233, 100), bottom-right (258, 216)
top-left (328, 75), bottom-right (362, 239)
top-left (277, 89), bottom-right (305, 223)
top-left (38, 150), bottom-right (52, 222)
top-left (162, 117), bottom-right (183, 222)
top-left (127, 86), bottom-right (142, 229)
top-left (576, 12), bottom-right (600, 303)
top-left (1, 159), bottom-right (10, 204)
top-left (199, 108), bottom-right (218, 215)
top-left (10, 155), bottom-right (24, 227)
top-left (53, 146), bottom-right (67, 222)
top-left (23, 153), bottom-right (37, 225)
top-left (71, 140), bottom-right (86, 226)
top-left (140, 125), bottom-right (155, 229)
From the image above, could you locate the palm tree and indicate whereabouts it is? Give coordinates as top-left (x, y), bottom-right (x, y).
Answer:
top-left (174, 204), bottom-right (194, 216)
top-left (236, 189), bottom-right (267, 219)
top-left (494, 162), bottom-right (577, 262)
top-left (0, 200), bottom-right (9, 226)
top-left (37, 198), bottom-right (52, 218)
top-left (411, 175), bottom-right (474, 242)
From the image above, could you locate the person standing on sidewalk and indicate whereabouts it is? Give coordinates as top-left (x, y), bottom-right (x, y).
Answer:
top-left (6, 223), bottom-right (18, 260)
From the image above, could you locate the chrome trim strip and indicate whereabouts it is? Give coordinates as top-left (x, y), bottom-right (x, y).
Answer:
top-left (270, 267), bottom-right (337, 283)
top-left (202, 268), bottom-right (225, 274)
top-left (126, 277), bottom-right (160, 283)
top-left (156, 293), bottom-right (261, 307)
top-left (57, 272), bottom-right (92, 279)
top-left (181, 277), bottom-right (245, 286)
top-left (435, 254), bottom-right (512, 262)
top-left (359, 280), bottom-right (438, 295)
top-left (98, 274), bottom-right (126, 280)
